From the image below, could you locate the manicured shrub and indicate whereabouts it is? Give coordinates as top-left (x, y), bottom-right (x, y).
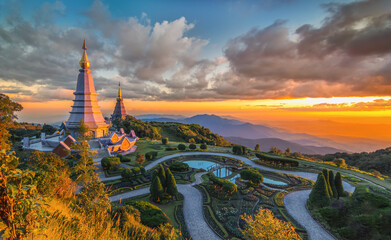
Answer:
top-left (177, 144), bottom-right (186, 151)
top-left (255, 144), bottom-right (261, 151)
top-left (328, 170), bottom-right (338, 198)
top-left (150, 171), bottom-right (164, 203)
top-left (189, 143), bottom-right (197, 150)
top-left (255, 153), bottom-right (299, 167)
top-left (233, 145), bottom-right (247, 155)
top-left (322, 169), bottom-right (333, 197)
top-left (130, 201), bottom-right (168, 228)
top-left (334, 172), bottom-right (344, 199)
top-left (165, 168), bottom-right (178, 197)
top-left (308, 173), bottom-right (331, 208)
top-left (333, 158), bottom-right (347, 168)
top-left (240, 168), bottom-right (264, 185)
top-left (162, 138), bottom-right (169, 145)
top-left (200, 144), bottom-right (208, 150)
top-left (145, 151), bottom-right (158, 161)
top-left (208, 173), bottom-right (237, 197)
top-left (165, 147), bottom-right (177, 151)
top-left (121, 168), bottom-right (134, 181)
top-left (158, 165), bottom-right (166, 187)
top-left (101, 157), bottom-right (121, 170)
top-left (119, 154), bottom-right (131, 162)
top-left (169, 161), bottom-right (189, 172)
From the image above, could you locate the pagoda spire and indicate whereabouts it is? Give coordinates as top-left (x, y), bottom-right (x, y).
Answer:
top-left (117, 82), bottom-right (122, 99)
top-left (79, 39), bottom-right (90, 69)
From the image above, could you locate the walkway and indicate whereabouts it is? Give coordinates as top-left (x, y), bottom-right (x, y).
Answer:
top-left (110, 172), bottom-right (221, 240)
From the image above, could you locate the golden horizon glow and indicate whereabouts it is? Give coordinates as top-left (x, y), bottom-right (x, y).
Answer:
top-left (14, 96), bottom-right (391, 142)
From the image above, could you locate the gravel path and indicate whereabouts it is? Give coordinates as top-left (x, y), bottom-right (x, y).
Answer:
top-left (109, 172), bottom-right (221, 240)
top-left (284, 190), bottom-right (336, 240)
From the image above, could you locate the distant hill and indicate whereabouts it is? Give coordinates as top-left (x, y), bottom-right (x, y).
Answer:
top-left (225, 136), bottom-right (345, 155)
top-left (139, 114), bottom-right (350, 154)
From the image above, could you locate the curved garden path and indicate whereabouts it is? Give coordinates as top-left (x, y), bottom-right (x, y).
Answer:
top-left (110, 172), bottom-right (221, 240)
top-left (104, 152), bottom-right (358, 240)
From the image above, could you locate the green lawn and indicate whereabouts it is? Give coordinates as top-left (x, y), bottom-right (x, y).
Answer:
top-left (121, 193), bottom-right (183, 229)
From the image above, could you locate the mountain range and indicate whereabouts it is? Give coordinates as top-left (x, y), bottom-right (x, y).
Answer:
top-left (137, 114), bottom-right (352, 154)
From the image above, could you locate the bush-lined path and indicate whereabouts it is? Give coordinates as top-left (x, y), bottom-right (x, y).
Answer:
top-left (102, 152), bottom-right (357, 240)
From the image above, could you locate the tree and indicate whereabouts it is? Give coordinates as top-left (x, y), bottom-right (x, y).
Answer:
top-left (333, 158), bottom-right (347, 168)
top-left (308, 173), bottom-right (331, 208)
top-left (150, 172), bottom-right (164, 202)
top-left (334, 172), bottom-right (345, 199)
top-left (200, 143), bottom-right (208, 150)
top-left (233, 145), bottom-right (247, 155)
top-left (255, 144), bottom-right (261, 151)
top-left (177, 144), bottom-right (186, 151)
top-left (0, 94), bottom-right (23, 151)
top-left (328, 170), bottom-right (338, 198)
top-left (136, 154), bottom-right (145, 165)
top-left (121, 168), bottom-right (134, 181)
top-left (101, 157), bottom-right (121, 170)
top-left (188, 138), bottom-right (195, 143)
top-left (162, 138), bottom-right (169, 145)
top-left (0, 151), bottom-right (46, 240)
top-left (165, 168), bottom-right (177, 197)
top-left (270, 146), bottom-right (282, 155)
top-left (189, 143), bottom-right (197, 150)
top-left (158, 165), bottom-right (166, 188)
top-left (41, 124), bottom-right (57, 135)
top-left (241, 208), bottom-right (301, 240)
top-left (71, 119), bottom-right (97, 186)
top-left (322, 169), bottom-right (333, 197)
top-left (285, 147), bottom-right (291, 155)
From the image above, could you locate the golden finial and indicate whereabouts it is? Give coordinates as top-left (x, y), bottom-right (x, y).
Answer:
top-left (117, 82), bottom-right (122, 99)
top-left (79, 39), bottom-right (90, 69)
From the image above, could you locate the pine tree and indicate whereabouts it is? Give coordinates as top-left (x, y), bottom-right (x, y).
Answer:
top-left (255, 144), bottom-right (261, 151)
top-left (308, 173), bottom-right (330, 208)
top-left (322, 169), bottom-right (333, 197)
top-left (165, 168), bottom-right (178, 197)
top-left (150, 171), bottom-right (164, 202)
top-left (328, 170), bottom-right (338, 198)
top-left (158, 164), bottom-right (166, 189)
top-left (334, 172), bottom-right (345, 199)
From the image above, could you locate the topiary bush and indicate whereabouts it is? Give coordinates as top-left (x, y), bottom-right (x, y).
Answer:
top-left (177, 144), bottom-right (186, 151)
top-left (169, 161), bottom-right (189, 172)
top-left (101, 157), bottom-right (121, 170)
top-left (165, 147), bottom-right (177, 151)
top-left (200, 144), bottom-right (208, 150)
top-left (240, 168), bottom-right (263, 185)
top-left (189, 143), bottom-right (197, 150)
top-left (130, 201), bottom-right (168, 228)
top-left (145, 151), bottom-right (158, 161)
top-left (162, 138), bottom-right (169, 145)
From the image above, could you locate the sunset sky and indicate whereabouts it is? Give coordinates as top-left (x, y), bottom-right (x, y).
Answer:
top-left (1, 0), bottom-right (391, 143)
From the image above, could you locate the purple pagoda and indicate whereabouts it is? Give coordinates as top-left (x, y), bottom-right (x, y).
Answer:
top-left (66, 40), bottom-right (109, 138)
top-left (111, 82), bottom-right (127, 120)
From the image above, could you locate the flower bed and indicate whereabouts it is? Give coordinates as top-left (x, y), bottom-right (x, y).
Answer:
top-left (274, 191), bottom-right (286, 207)
top-left (174, 205), bottom-right (190, 240)
top-left (203, 205), bottom-right (229, 239)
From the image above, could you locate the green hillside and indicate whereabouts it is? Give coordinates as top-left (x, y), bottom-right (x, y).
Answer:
top-left (113, 116), bottom-right (232, 146)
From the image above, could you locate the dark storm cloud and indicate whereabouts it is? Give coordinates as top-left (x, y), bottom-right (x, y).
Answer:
top-left (221, 0), bottom-right (391, 99)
